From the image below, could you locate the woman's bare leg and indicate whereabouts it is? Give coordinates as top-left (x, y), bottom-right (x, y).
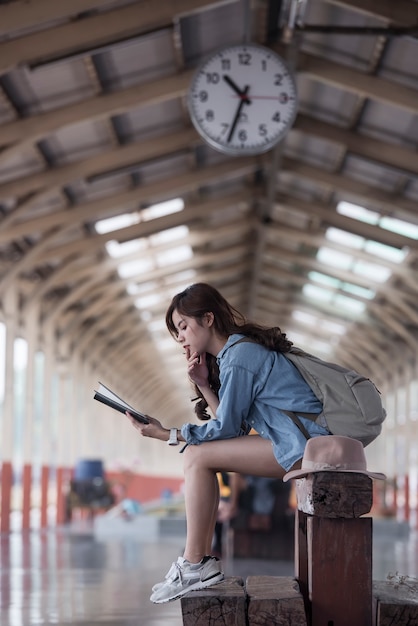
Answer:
top-left (182, 435), bottom-right (301, 563)
top-left (204, 472), bottom-right (220, 554)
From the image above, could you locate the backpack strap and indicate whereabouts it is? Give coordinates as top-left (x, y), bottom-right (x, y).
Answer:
top-left (230, 336), bottom-right (315, 440)
top-left (280, 410), bottom-right (312, 440)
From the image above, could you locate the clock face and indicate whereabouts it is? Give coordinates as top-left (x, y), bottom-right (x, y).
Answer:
top-left (187, 43), bottom-right (298, 156)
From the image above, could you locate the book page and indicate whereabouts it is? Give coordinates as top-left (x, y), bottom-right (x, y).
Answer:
top-left (97, 382), bottom-right (136, 412)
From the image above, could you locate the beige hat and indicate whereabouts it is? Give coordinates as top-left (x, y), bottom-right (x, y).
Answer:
top-left (283, 435), bottom-right (386, 482)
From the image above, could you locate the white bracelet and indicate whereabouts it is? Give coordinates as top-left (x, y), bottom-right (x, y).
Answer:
top-left (167, 428), bottom-right (179, 446)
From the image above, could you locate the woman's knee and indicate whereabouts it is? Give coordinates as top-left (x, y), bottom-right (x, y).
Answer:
top-left (183, 443), bottom-right (211, 472)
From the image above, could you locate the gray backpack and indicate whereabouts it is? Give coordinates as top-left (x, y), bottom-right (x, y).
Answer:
top-left (283, 349), bottom-right (386, 447)
top-left (234, 338), bottom-right (386, 447)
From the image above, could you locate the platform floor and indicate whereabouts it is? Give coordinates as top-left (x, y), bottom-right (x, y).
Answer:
top-left (0, 518), bottom-right (416, 626)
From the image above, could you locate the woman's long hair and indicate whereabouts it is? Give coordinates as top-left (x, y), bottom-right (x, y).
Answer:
top-left (165, 283), bottom-right (293, 420)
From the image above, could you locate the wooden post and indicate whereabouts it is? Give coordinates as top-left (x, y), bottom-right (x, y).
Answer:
top-left (294, 472), bottom-right (373, 626)
top-left (40, 465), bottom-right (49, 528)
top-left (0, 461), bottom-right (13, 533)
top-left (22, 463), bottom-right (32, 530)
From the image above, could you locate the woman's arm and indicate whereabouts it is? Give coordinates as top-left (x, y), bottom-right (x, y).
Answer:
top-left (187, 350), bottom-right (220, 417)
top-left (197, 384), bottom-right (220, 418)
top-left (126, 413), bottom-right (186, 443)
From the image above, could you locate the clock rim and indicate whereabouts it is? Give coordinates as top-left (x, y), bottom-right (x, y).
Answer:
top-left (187, 42), bottom-right (298, 156)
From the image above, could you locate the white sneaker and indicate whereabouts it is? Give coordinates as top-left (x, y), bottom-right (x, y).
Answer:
top-left (150, 556), bottom-right (224, 603)
top-left (151, 560), bottom-right (177, 593)
top-left (151, 555), bottom-right (219, 593)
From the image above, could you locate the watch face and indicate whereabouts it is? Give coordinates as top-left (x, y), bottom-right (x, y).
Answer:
top-left (187, 43), bottom-right (298, 156)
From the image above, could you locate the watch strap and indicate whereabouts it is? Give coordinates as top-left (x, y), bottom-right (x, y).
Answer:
top-left (167, 428), bottom-right (179, 446)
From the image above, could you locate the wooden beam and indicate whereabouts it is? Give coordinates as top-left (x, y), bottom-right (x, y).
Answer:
top-left (369, 296), bottom-right (418, 343)
top-left (0, 70), bottom-right (194, 152)
top-left (0, 1), bottom-right (233, 74)
top-left (326, 0), bottom-right (418, 26)
top-left (0, 0), bottom-right (121, 34)
top-left (42, 220), bottom-right (253, 326)
top-left (294, 114), bottom-right (418, 177)
top-left (275, 194), bottom-right (418, 251)
top-left (0, 162), bottom-right (253, 243)
top-left (3, 150), bottom-right (417, 256)
top-left (21, 191), bottom-right (250, 310)
top-left (297, 52), bottom-right (418, 115)
top-left (34, 171), bottom-right (254, 262)
top-left (282, 157), bottom-right (418, 222)
top-left (72, 262), bottom-right (249, 357)
top-left (0, 127), bottom-right (198, 201)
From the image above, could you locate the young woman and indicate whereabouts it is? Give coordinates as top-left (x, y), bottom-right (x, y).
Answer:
top-left (127, 282), bottom-right (329, 604)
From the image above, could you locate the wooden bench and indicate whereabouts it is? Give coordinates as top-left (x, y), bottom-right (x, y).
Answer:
top-left (181, 471), bottom-right (416, 625)
top-left (373, 579), bottom-right (418, 625)
top-left (181, 575), bottom-right (418, 625)
top-left (180, 577), bottom-right (246, 626)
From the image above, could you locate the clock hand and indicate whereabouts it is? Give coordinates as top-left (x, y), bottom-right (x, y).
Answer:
top-left (227, 85), bottom-right (250, 143)
top-left (223, 75), bottom-right (251, 104)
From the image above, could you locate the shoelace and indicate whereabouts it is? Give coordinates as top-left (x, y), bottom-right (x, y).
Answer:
top-left (164, 562), bottom-right (177, 582)
top-left (174, 561), bottom-right (185, 583)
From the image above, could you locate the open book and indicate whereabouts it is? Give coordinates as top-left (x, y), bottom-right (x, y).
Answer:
top-left (93, 382), bottom-right (149, 424)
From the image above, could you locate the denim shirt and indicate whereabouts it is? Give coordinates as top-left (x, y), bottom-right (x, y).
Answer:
top-left (180, 333), bottom-right (329, 470)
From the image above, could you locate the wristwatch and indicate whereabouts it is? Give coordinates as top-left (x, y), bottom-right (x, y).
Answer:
top-left (167, 428), bottom-right (179, 446)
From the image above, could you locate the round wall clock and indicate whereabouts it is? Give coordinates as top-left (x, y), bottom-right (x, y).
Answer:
top-left (187, 43), bottom-right (298, 156)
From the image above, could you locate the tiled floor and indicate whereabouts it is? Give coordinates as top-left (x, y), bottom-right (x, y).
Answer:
top-left (0, 518), bottom-right (416, 625)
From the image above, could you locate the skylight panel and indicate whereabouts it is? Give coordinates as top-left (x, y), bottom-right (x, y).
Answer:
top-left (325, 320), bottom-right (347, 335)
top-left (150, 225), bottom-right (189, 246)
top-left (352, 260), bottom-right (391, 283)
top-left (380, 216), bottom-right (418, 239)
top-left (95, 213), bottom-right (139, 234)
top-left (154, 337), bottom-right (177, 353)
top-left (309, 271), bottom-right (340, 288)
top-left (303, 284), bottom-right (333, 303)
top-left (126, 280), bottom-right (158, 296)
top-left (309, 271), bottom-right (375, 300)
top-left (304, 280), bottom-right (367, 317)
top-left (337, 200), bottom-right (418, 240)
top-left (309, 339), bottom-right (334, 354)
top-left (147, 319), bottom-right (167, 333)
top-left (141, 198), bottom-right (184, 221)
top-left (291, 310), bottom-right (347, 335)
top-left (106, 239), bottom-right (145, 258)
top-left (326, 227), bottom-right (363, 249)
top-left (364, 240), bottom-right (407, 263)
top-left (325, 227), bottom-right (406, 264)
top-left (164, 269), bottom-right (197, 285)
top-left (134, 292), bottom-right (162, 310)
top-left (317, 247), bottom-right (353, 270)
top-left (156, 245), bottom-right (193, 268)
top-left (291, 310), bottom-right (318, 325)
top-left (118, 257), bottom-right (154, 278)
top-left (287, 330), bottom-right (307, 345)
top-left (286, 329), bottom-right (333, 355)
top-left (337, 201), bottom-right (379, 224)
top-left (334, 294), bottom-right (366, 313)
top-left (341, 282), bottom-right (375, 299)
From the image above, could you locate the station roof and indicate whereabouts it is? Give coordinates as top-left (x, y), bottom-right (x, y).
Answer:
top-left (1, 0), bottom-right (417, 421)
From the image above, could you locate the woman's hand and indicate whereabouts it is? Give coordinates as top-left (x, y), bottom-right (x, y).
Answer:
top-left (186, 348), bottom-right (209, 388)
top-left (126, 413), bottom-right (168, 442)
